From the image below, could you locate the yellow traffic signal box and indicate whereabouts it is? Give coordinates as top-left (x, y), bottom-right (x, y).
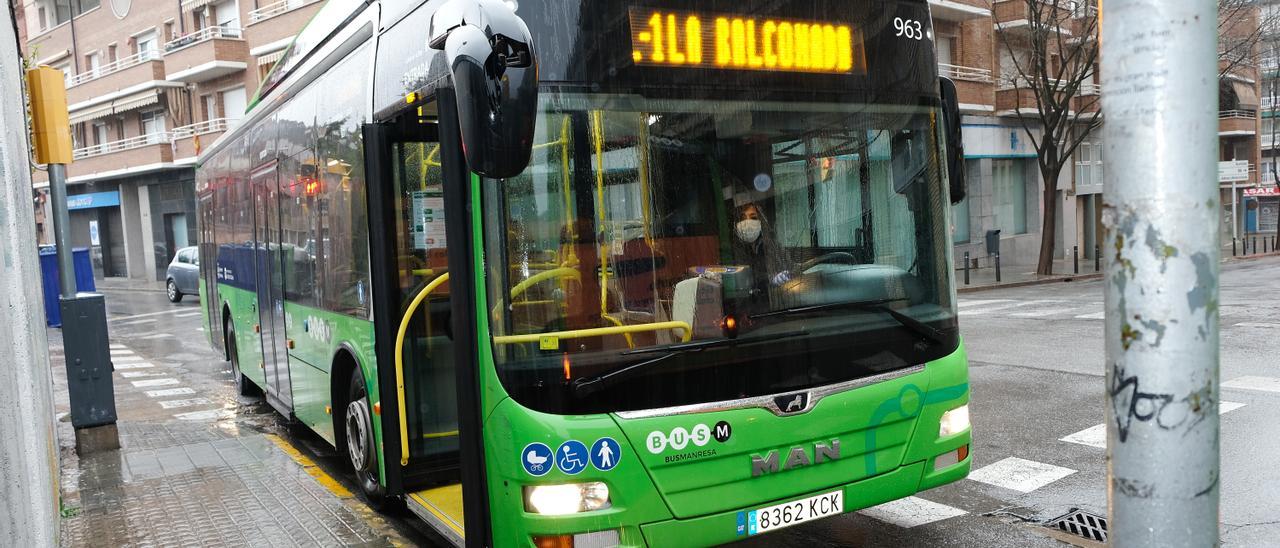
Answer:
top-left (26, 66), bottom-right (73, 165)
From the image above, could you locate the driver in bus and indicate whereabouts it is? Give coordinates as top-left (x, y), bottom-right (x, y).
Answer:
top-left (733, 203), bottom-right (792, 297)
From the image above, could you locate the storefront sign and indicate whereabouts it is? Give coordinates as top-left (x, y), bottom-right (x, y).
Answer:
top-left (1243, 186), bottom-right (1280, 197)
top-left (67, 191), bottom-right (120, 210)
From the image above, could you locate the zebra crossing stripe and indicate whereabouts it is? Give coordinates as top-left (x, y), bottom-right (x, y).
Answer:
top-left (967, 457), bottom-right (1076, 493)
top-left (957, 299), bottom-right (1012, 309)
top-left (859, 496), bottom-right (967, 528)
top-left (1223, 376), bottom-right (1280, 394)
top-left (1061, 402), bottom-right (1245, 449)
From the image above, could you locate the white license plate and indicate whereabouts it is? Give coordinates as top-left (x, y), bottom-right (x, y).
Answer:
top-left (747, 490), bottom-right (844, 535)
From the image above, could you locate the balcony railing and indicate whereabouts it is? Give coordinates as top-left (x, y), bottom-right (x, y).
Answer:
top-left (73, 132), bottom-right (172, 160)
top-left (164, 25), bottom-right (243, 53)
top-left (1220, 109), bottom-right (1257, 120)
top-left (1079, 82), bottom-right (1101, 95)
top-left (66, 50), bottom-right (159, 87)
top-left (938, 63), bottom-right (993, 83)
top-left (172, 118), bottom-right (230, 139)
top-left (249, 0), bottom-right (316, 23)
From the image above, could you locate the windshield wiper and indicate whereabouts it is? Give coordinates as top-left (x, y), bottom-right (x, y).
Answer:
top-left (751, 298), bottom-right (947, 346)
top-left (571, 330), bottom-right (808, 397)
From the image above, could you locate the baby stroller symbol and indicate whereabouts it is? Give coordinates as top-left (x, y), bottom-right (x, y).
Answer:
top-left (521, 442), bottom-right (553, 476)
top-left (526, 450), bottom-right (549, 473)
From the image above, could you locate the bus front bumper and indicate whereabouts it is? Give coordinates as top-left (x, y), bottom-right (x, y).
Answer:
top-left (638, 452), bottom-right (970, 546)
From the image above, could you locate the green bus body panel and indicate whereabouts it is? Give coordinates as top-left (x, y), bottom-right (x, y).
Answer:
top-left (215, 283), bottom-right (387, 483)
top-left (483, 344), bottom-right (971, 546)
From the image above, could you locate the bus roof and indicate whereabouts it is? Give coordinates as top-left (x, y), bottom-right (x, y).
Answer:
top-left (247, 0), bottom-right (369, 112)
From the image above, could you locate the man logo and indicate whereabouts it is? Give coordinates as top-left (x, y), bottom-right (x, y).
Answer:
top-left (774, 392), bottom-right (809, 414)
top-left (751, 440), bottom-right (840, 476)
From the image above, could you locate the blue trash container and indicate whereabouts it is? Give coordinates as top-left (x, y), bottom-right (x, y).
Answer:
top-left (38, 247), bottom-right (97, 327)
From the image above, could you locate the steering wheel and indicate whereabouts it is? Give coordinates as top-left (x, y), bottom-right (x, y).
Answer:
top-left (799, 252), bottom-right (858, 273)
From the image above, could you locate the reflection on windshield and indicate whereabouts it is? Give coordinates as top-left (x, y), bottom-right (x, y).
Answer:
top-left (481, 93), bottom-right (958, 414)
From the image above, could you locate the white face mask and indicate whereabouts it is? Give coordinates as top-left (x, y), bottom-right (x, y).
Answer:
top-left (736, 219), bottom-right (762, 243)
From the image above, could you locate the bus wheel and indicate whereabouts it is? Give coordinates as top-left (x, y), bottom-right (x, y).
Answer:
top-left (226, 323), bottom-right (259, 397)
top-left (346, 368), bottom-right (389, 508)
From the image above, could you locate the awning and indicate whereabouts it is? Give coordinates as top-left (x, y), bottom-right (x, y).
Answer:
top-left (1232, 81), bottom-right (1260, 111)
top-left (182, 0), bottom-right (213, 11)
top-left (68, 90), bottom-right (162, 125)
top-left (257, 50), bottom-right (286, 66)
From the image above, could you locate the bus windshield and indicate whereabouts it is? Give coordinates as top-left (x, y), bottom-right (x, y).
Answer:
top-left (481, 91), bottom-right (958, 415)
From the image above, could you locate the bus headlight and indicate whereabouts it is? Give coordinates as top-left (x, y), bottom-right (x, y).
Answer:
top-left (939, 404), bottom-right (970, 437)
top-left (524, 482), bottom-right (611, 515)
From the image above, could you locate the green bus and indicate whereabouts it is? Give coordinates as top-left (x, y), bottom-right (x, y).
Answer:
top-left (196, 0), bottom-right (972, 544)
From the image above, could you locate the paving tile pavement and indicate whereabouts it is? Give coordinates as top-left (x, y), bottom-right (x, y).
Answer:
top-left (49, 329), bottom-right (400, 547)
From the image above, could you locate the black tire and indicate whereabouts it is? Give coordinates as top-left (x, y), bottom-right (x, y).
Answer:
top-left (166, 279), bottom-right (183, 303)
top-left (225, 322), bottom-right (260, 397)
top-left (346, 368), bottom-right (391, 509)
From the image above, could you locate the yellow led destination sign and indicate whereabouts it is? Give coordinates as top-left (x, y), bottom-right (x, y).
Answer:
top-left (628, 8), bottom-right (866, 74)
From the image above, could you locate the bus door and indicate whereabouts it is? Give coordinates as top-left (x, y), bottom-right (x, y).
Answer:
top-left (197, 189), bottom-right (220, 346)
top-left (365, 109), bottom-right (485, 545)
top-left (250, 160), bottom-right (294, 411)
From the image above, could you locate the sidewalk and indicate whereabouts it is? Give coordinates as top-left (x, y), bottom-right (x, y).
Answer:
top-left (48, 327), bottom-right (407, 546)
top-left (956, 258), bottom-right (1102, 293)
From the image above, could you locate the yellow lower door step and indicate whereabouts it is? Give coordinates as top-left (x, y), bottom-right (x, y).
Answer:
top-left (407, 484), bottom-right (465, 546)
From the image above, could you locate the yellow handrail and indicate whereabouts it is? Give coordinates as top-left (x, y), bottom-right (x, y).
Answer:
top-left (495, 267), bottom-right (582, 318)
top-left (394, 272), bottom-right (450, 466)
top-left (600, 313), bottom-right (636, 348)
top-left (493, 321), bottom-right (692, 345)
top-left (591, 110), bottom-right (609, 319)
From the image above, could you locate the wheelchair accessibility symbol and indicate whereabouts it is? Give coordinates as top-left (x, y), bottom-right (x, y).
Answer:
top-left (521, 442), bottom-right (554, 477)
top-left (556, 440), bottom-right (589, 475)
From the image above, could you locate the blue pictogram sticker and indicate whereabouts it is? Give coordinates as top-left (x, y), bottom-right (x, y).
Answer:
top-left (521, 442), bottom-right (554, 476)
top-left (748, 510), bottom-right (759, 535)
top-left (736, 511), bottom-right (747, 536)
top-left (556, 440), bottom-right (589, 475)
top-left (590, 437), bottom-right (621, 471)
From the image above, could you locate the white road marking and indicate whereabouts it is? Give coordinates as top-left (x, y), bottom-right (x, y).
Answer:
top-left (961, 302), bottom-right (1039, 316)
top-left (174, 409), bottom-right (233, 421)
top-left (145, 387), bottom-right (197, 398)
top-left (1060, 424), bottom-right (1107, 449)
top-left (141, 333), bottom-right (174, 339)
top-left (108, 309), bottom-right (188, 323)
top-left (109, 349), bottom-right (134, 355)
top-left (1234, 322), bottom-right (1280, 329)
top-left (968, 457), bottom-right (1076, 493)
top-left (859, 496), bottom-right (967, 528)
top-left (131, 378), bottom-right (180, 388)
top-left (120, 371), bottom-right (162, 378)
top-left (109, 344), bottom-right (126, 349)
top-left (117, 318), bottom-right (158, 326)
top-left (1222, 376), bottom-right (1280, 394)
top-left (113, 362), bottom-right (154, 370)
top-left (1061, 401), bottom-right (1247, 450)
top-left (957, 299), bottom-right (1012, 309)
top-left (174, 312), bottom-right (201, 318)
top-left (112, 356), bottom-right (146, 363)
top-left (196, 327), bottom-right (204, 332)
top-left (158, 398), bottom-right (212, 409)
top-left (1008, 301), bottom-right (1080, 318)
top-left (1074, 310), bottom-right (1106, 320)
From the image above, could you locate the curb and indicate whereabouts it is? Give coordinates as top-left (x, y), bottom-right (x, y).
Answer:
top-left (957, 272), bottom-right (1104, 294)
top-left (95, 284), bottom-right (167, 294)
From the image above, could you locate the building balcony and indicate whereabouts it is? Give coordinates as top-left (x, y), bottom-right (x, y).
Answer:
top-left (171, 118), bottom-right (232, 161)
top-left (995, 87), bottom-right (1038, 114)
top-left (939, 63), bottom-right (995, 110)
top-left (928, 0), bottom-right (991, 21)
top-left (163, 26), bottom-right (249, 83)
top-left (31, 133), bottom-right (176, 185)
top-left (994, 0), bottom-right (1073, 35)
top-left (1220, 110), bottom-right (1258, 137)
top-left (246, 0), bottom-right (324, 50)
top-left (65, 51), bottom-right (167, 106)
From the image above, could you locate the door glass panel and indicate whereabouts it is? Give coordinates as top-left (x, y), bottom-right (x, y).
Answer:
top-left (391, 139), bottom-right (458, 463)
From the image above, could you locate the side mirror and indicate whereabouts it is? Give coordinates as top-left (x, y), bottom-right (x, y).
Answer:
top-left (429, 0), bottom-right (538, 179)
top-left (939, 77), bottom-right (967, 204)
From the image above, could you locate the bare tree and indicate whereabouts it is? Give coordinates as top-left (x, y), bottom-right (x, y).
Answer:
top-left (995, 0), bottom-right (1101, 275)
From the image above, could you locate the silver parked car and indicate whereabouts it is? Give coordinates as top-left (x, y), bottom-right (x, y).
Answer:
top-left (166, 246), bottom-right (200, 303)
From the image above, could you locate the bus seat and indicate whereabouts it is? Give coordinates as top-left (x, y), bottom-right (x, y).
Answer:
top-left (671, 275), bottom-right (725, 340)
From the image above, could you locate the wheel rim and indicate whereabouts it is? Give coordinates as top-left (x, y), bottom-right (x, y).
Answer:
top-left (346, 397), bottom-right (373, 472)
top-left (167, 281), bottom-right (177, 299)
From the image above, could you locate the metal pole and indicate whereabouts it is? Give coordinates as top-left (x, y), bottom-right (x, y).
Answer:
top-left (1252, 236), bottom-right (1257, 254)
top-left (963, 251), bottom-right (970, 285)
top-left (0, 7), bottom-right (62, 544)
top-left (1095, 245), bottom-right (1101, 271)
top-left (1074, 245), bottom-right (1079, 274)
top-left (1232, 238), bottom-right (1237, 257)
top-left (1103, 1), bottom-right (1220, 546)
top-left (47, 164), bottom-right (76, 297)
top-left (994, 252), bottom-right (1001, 282)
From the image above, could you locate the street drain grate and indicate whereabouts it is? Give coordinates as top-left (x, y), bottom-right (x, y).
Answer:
top-left (1047, 508), bottom-right (1108, 543)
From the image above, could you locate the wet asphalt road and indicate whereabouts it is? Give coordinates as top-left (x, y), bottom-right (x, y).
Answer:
top-left (92, 254), bottom-right (1280, 547)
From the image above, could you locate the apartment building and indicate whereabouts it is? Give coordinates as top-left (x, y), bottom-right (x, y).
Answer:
top-left (1220, 2), bottom-right (1266, 242)
top-left (1256, 2), bottom-right (1280, 237)
top-left (16, 0), bottom-right (322, 280)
